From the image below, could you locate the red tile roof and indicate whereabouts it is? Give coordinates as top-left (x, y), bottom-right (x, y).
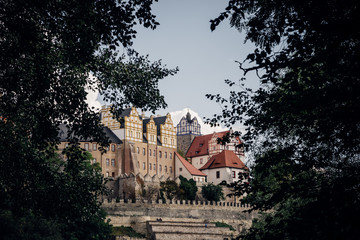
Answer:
top-left (186, 131), bottom-right (230, 158)
top-left (199, 150), bottom-right (248, 170)
top-left (175, 152), bottom-right (206, 176)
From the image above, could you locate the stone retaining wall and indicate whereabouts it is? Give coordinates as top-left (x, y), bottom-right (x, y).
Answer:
top-left (102, 199), bottom-right (256, 235)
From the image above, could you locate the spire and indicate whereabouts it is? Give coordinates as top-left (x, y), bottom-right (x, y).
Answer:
top-left (186, 111), bottom-right (191, 122)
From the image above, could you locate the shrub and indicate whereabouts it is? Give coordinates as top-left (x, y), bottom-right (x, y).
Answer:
top-left (201, 183), bottom-right (224, 202)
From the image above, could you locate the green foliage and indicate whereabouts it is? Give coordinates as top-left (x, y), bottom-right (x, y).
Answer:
top-left (160, 180), bottom-right (181, 201)
top-left (201, 183), bottom-right (224, 202)
top-left (112, 226), bottom-right (145, 238)
top-left (138, 183), bottom-right (159, 201)
top-left (209, 0), bottom-right (360, 239)
top-left (0, 0), bottom-right (176, 239)
top-left (179, 175), bottom-right (197, 201)
top-left (214, 222), bottom-right (235, 231)
top-left (177, 149), bottom-right (185, 158)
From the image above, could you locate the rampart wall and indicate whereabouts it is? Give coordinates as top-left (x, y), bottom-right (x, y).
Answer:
top-left (102, 199), bottom-right (256, 235)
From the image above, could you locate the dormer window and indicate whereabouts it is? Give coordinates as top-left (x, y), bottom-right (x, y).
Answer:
top-left (199, 143), bottom-right (203, 147)
top-left (195, 151), bottom-right (199, 154)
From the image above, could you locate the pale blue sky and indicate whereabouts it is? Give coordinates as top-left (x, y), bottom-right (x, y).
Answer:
top-left (133, 0), bottom-right (259, 113)
top-left (95, 0), bottom-right (259, 131)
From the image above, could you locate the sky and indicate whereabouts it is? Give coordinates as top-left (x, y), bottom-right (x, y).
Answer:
top-left (87, 0), bottom-right (259, 134)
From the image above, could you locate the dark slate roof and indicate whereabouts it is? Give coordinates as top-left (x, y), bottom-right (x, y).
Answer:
top-left (117, 108), bottom-right (132, 118)
top-left (157, 136), bottom-right (162, 146)
top-left (58, 124), bottom-right (122, 144)
top-left (186, 112), bottom-right (192, 123)
top-left (142, 133), bottom-right (148, 143)
top-left (153, 116), bottom-right (167, 135)
top-left (142, 116), bottom-right (167, 136)
top-left (103, 127), bottom-right (122, 144)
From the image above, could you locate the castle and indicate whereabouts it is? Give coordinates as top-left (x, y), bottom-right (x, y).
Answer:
top-left (58, 106), bottom-right (247, 200)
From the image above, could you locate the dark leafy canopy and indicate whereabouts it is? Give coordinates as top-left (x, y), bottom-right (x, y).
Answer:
top-left (208, 0), bottom-right (360, 239)
top-left (201, 183), bottom-right (224, 202)
top-left (0, 0), bottom-right (177, 239)
top-left (160, 180), bottom-right (181, 201)
top-left (179, 175), bottom-right (197, 201)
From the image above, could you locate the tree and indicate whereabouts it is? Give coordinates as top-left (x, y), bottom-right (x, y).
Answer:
top-left (208, 1), bottom-right (360, 239)
top-left (0, 1), bottom-right (177, 239)
top-left (160, 180), bottom-right (181, 201)
top-left (179, 175), bottom-right (197, 201)
top-left (201, 183), bottom-right (224, 202)
top-left (138, 184), bottom-right (159, 202)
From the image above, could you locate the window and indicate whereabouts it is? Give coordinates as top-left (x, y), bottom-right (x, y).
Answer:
top-left (106, 172), bottom-right (109, 177)
top-left (106, 158), bottom-right (109, 166)
top-left (200, 158), bottom-right (203, 164)
top-left (137, 147), bottom-right (139, 154)
top-left (106, 146), bottom-right (109, 151)
top-left (169, 153), bottom-right (172, 159)
top-left (93, 158), bottom-right (96, 164)
top-left (153, 164), bottom-right (156, 171)
top-left (226, 145), bottom-right (229, 150)
top-left (149, 163), bottom-right (152, 170)
top-left (213, 146), bottom-right (216, 150)
top-left (112, 172), bottom-right (115, 177)
top-left (149, 149), bottom-right (152, 156)
top-left (179, 167), bottom-right (182, 172)
top-left (199, 143), bottom-right (203, 147)
top-left (111, 144), bottom-right (115, 152)
top-left (216, 171), bottom-right (220, 179)
top-left (159, 151), bottom-right (162, 158)
top-left (143, 162), bottom-right (146, 170)
top-left (143, 148), bottom-right (146, 155)
top-left (165, 152), bottom-right (167, 158)
top-left (195, 151), bottom-right (199, 154)
top-left (84, 143), bottom-right (89, 151)
top-left (150, 135), bottom-right (154, 141)
top-left (137, 161), bottom-right (139, 168)
top-left (160, 165), bottom-right (162, 172)
top-left (154, 150), bottom-right (156, 156)
top-left (170, 166), bottom-right (172, 173)
top-left (93, 143), bottom-right (97, 151)
top-left (165, 166), bottom-right (167, 172)
top-left (232, 171), bottom-right (236, 178)
top-left (111, 159), bottom-right (115, 167)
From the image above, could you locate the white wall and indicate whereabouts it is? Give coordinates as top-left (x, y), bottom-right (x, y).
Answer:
top-left (191, 155), bottom-right (209, 169)
top-left (175, 155), bottom-right (206, 183)
top-left (174, 155), bottom-right (193, 180)
top-left (201, 168), bottom-right (246, 185)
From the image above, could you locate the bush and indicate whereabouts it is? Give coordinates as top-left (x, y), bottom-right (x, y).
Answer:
top-left (160, 180), bottom-right (181, 200)
top-left (214, 222), bottom-right (235, 231)
top-left (179, 176), bottom-right (197, 200)
top-left (201, 183), bottom-right (224, 202)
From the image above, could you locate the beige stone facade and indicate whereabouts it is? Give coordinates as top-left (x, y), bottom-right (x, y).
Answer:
top-left (58, 141), bottom-right (122, 178)
top-left (100, 106), bottom-right (177, 180)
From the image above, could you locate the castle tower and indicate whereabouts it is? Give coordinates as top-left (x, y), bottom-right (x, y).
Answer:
top-left (176, 111), bottom-right (201, 154)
